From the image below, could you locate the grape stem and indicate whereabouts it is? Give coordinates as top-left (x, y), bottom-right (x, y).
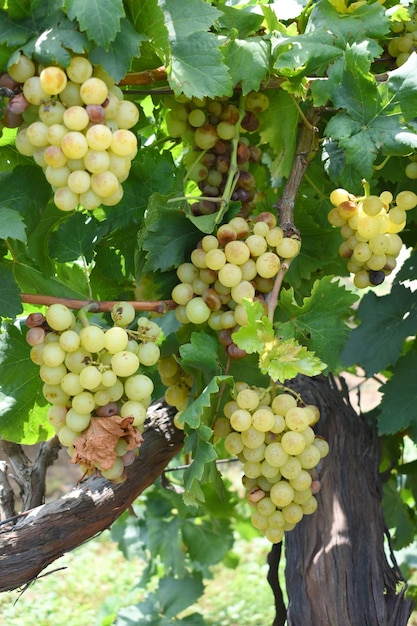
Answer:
top-left (267, 260), bottom-right (292, 323)
top-left (20, 293), bottom-right (176, 313)
top-left (274, 106), bottom-right (324, 229)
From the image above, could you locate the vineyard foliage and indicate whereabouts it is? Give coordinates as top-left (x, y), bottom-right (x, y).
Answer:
top-left (0, 0), bottom-right (417, 560)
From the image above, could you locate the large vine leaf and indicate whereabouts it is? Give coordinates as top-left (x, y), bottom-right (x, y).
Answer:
top-left (221, 37), bottom-right (270, 94)
top-left (0, 266), bottom-right (23, 319)
top-left (65, 0), bottom-right (125, 49)
top-left (48, 212), bottom-right (108, 264)
top-left (323, 44), bottom-right (417, 187)
top-left (157, 0), bottom-right (233, 99)
top-left (277, 276), bottom-right (358, 372)
top-left (377, 352), bottom-right (417, 437)
top-left (0, 323), bottom-right (53, 444)
top-left (341, 284), bottom-right (417, 376)
top-left (88, 18), bottom-right (147, 83)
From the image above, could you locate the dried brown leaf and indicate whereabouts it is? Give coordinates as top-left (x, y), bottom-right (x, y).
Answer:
top-left (71, 415), bottom-right (144, 470)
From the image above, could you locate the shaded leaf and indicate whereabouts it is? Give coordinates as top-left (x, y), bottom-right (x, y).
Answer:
top-left (342, 284), bottom-right (417, 376)
top-left (65, 0), bottom-right (125, 49)
top-left (0, 323), bottom-right (52, 444)
top-left (0, 266), bottom-right (23, 319)
top-left (377, 353), bottom-right (417, 436)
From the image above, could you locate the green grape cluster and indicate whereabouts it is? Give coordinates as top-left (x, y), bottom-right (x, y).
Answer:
top-left (157, 355), bottom-right (195, 426)
top-left (387, 12), bottom-right (417, 67)
top-left (216, 383), bottom-right (328, 544)
top-left (328, 187), bottom-right (417, 288)
top-left (166, 91), bottom-right (269, 216)
top-left (172, 211), bottom-right (301, 358)
top-left (1, 53), bottom-right (139, 211)
top-left (25, 302), bottom-right (160, 481)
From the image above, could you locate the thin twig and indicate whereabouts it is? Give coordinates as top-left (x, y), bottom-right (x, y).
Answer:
top-left (20, 294), bottom-right (176, 313)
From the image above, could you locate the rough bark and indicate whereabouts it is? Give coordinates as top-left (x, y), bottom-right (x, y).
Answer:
top-left (283, 375), bottom-right (413, 626)
top-left (0, 400), bottom-right (183, 592)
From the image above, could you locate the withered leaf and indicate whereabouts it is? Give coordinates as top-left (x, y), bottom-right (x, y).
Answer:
top-left (71, 415), bottom-right (144, 470)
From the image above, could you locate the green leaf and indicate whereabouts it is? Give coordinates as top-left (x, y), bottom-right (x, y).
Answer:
top-left (0, 9), bottom-right (34, 47)
top-left (89, 19), bottom-right (147, 83)
top-left (260, 337), bottom-right (326, 382)
top-left (221, 37), bottom-right (270, 94)
top-left (65, 0), bottom-right (125, 49)
top-left (377, 353), bottom-right (417, 436)
top-left (341, 284), bottom-right (417, 376)
top-left (30, 19), bottom-right (88, 67)
top-left (383, 477), bottom-right (416, 549)
top-left (0, 323), bottom-right (53, 444)
top-left (179, 332), bottom-right (222, 379)
top-left (180, 375), bottom-right (233, 429)
top-left (278, 277), bottom-right (359, 372)
top-left (0, 166), bottom-right (51, 234)
top-left (157, 574), bottom-right (204, 618)
top-left (217, 5), bottom-right (264, 38)
top-left (48, 212), bottom-right (108, 263)
top-left (13, 258), bottom-right (89, 299)
top-left (182, 519), bottom-right (233, 567)
top-left (137, 194), bottom-right (200, 273)
top-left (232, 300), bottom-right (326, 382)
top-left (0, 207), bottom-right (27, 242)
top-left (383, 52), bottom-right (417, 122)
top-left (158, 0), bottom-right (233, 98)
top-left (0, 266), bottom-right (23, 319)
top-left (258, 89), bottom-right (299, 179)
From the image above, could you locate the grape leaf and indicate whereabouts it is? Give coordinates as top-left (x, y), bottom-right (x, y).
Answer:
top-left (232, 300), bottom-right (326, 382)
top-left (0, 207), bottom-right (27, 243)
top-left (273, 30), bottom-right (342, 78)
top-left (182, 519), bottom-right (233, 568)
top-left (383, 478), bottom-right (416, 549)
top-left (48, 212), bottom-right (108, 263)
top-left (323, 44), bottom-right (417, 187)
top-left (72, 416), bottom-right (143, 470)
top-left (137, 193), bottom-right (200, 273)
top-left (278, 277), bottom-right (358, 372)
top-left (28, 19), bottom-right (88, 67)
top-left (384, 52), bottom-right (417, 123)
top-left (180, 374), bottom-right (233, 429)
top-left (0, 266), bottom-right (23, 319)
top-left (221, 37), bottom-right (270, 94)
top-left (158, 0), bottom-right (233, 98)
top-left (0, 323), bottom-right (53, 444)
top-left (0, 9), bottom-right (34, 47)
top-left (65, 0), bottom-right (125, 49)
top-left (179, 332), bottom-right (222, 379)
top-left (217, 5), bottom-right (264, 38)
top-left (377, 353), bottom-right (417, 436)
top-left (258, 89), bottom-right (299, 179)
top-left (26, 204), bottom-right (68, 277)
top-left (88, 19), bottom-right (147, 83)
top-left (0, 166), bottom-right (51, 235)
top-left (155, 574), bottom-right (204, 619)
top-left (13, 257), bottom-right (90, 299)
top-left (341, 284), bottom-right (417, 376)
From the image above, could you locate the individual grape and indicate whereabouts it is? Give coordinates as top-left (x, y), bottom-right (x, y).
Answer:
top-left (100, 458), bottom-right (125, 480)
top-left (61, 372), bottom-right (84, 396)
top-left (43, 384), bottom-right (70, 406)
top-left (276, 237), bottom-right (301, 259)
top-left (8, 53), bottom-right (36, 83)
top-left (270, 481), bottom-right (294, 508)
top-left (45, 303), bottom-right (74, 331)
top-left (110, 129), bottom-right (138, 156)
top-left (124, 374), bottom-right (154, 401)
top-left (26, 326), bottom-right (46, 346)
top-left (137, 342), bottom-right (160, 367)
top-left (111, 301), bottom-right (136, 327)
top-left (111, 351), bottom-right (140, 377)
top-left (42, 342), bottom-right (66, 367)
top-left (39, 363), bottom-right (68, 385)
top-left (40, 66), bottom-right (68, 95)
top-left (47, 404), bottom-right (68, 430)
top-left (80, 77), bottom-right (108, 105)
top-left (79, 325), bottom-right (106, 353)
top-left (115, 100), bottom-right (140, 129)
top-left (86, 104), bottom-right (105, 124)
top-left (79, 365), bottom-right (102, 390)
top-left (61, 131), bottom-right (89, 159)
top-left (297, 444), bottom-right (321, 469)
top-left (66, 408), bottom-right (91, 432)
top-left (185, 297), bottom-right (211, 324)
top-left (58, 425), bottom-right (79, 447)
top-left (396, 190), bottom-right (417, 210)
top-left (63, 105), bottom-right (89, 131)
top-left (281, 431), bottom-right (306, 456)
top-left (59, 81), bottom-right (83, 107)
top-left (23, 76), bottom-right (49, 105)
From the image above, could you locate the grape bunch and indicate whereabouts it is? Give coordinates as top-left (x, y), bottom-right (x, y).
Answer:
top-left (328, 187), bottom-right (417, 288)
top-left (171, 211), bottom-right (301, 358)
top-left (166, 92), bottom-right (269, 216)
top-left (216, 383), bottom-right (328, 543)
top-left (1, 53), bottom-right (139, 211)
top-left (157, 355), bottom-right (195, 427)
top-left (387, 11), bottom-right (417, 67)
top-left (25, 302), bottom-right (160, 481)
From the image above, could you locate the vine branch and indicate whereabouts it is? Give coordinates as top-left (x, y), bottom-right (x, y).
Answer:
top-left (274, 106), bottom-right (324, 230)
top-left (20, 294), bottom-right (176, 313)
